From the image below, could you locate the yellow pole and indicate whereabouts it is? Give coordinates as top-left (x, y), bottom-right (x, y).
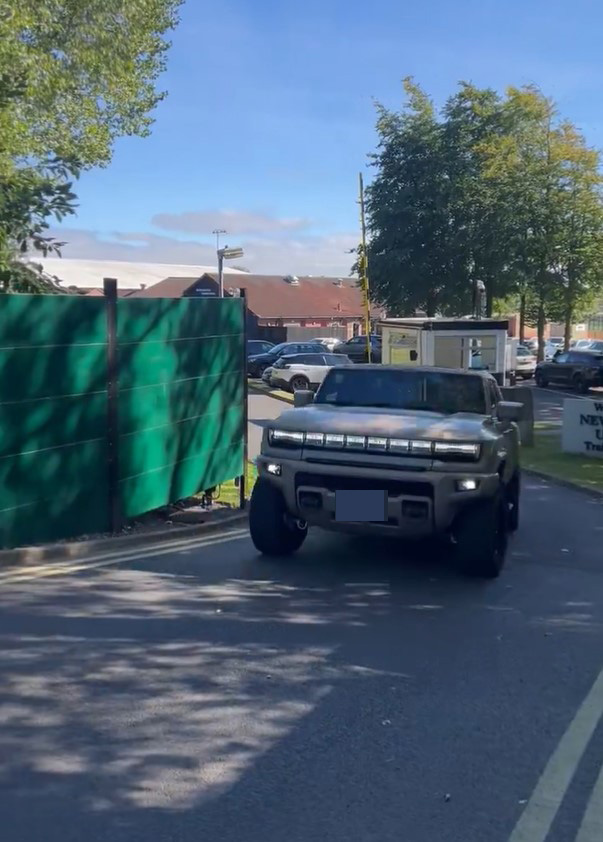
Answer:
top-left (358, 172), bottom-right (372, 362)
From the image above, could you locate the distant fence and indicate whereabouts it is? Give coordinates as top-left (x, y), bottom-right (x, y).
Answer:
top-left (0, 285), bottom-right (247, 549)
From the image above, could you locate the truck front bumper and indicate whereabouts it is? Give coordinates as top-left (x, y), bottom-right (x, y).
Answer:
top-left (256, 456), bottom-right (500, 538)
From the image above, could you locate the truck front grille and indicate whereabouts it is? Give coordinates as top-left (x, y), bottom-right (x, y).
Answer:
top-left (294, 472), bottom-right (434, 498)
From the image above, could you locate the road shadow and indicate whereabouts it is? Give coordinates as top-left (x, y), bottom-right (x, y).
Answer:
top-left (0, 527), bottom-right (520, 842)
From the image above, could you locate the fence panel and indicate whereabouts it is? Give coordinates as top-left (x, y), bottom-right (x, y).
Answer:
top-left (0, 295), bottom-right (110, 548)
top-left (116, 296), bottom-right (245, 520)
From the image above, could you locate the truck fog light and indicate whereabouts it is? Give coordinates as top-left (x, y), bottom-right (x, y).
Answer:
top-left (267, 463), bottom-right (282, 476)
top-left (456, 478), bottom-right (478, 492)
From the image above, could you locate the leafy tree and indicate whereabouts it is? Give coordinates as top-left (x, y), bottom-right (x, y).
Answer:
top-left (366, 78), bottom-right (467, 317)
top-left (0, 0), bottom-right (182, 290)
top-left (442, 83), bottom-right (517, 317)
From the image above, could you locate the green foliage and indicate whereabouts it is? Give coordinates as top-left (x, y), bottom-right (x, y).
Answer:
top-left (364, 80), bottom-right (603, 342)
top-left (0, 1), bottom-right (183, 171)
top-left (0, 0), bottom-right (182, 291)
top-left (367, 79), bottom-right (468, 317)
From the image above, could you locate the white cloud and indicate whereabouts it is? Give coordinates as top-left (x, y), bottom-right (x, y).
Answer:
top-left (49, 227), bottom-right (359, 277)
top-left (152, 209), bottom-right (312, 236)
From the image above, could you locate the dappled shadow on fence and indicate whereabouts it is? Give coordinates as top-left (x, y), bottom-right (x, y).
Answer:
top-left (0, 295), bottom-right (245, 548)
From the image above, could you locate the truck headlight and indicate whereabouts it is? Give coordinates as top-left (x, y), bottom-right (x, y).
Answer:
top-left (434, 442), bottom-right (481, 460)
top-left (268, 429), bottom-right (304, 446)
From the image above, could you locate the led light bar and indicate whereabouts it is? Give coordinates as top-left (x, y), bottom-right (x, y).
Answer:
top-left (434, 442), bottom-right (481, 458)
top-left (267, 429), bottom-right (481, 460)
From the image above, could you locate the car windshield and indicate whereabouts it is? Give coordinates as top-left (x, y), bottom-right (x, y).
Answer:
top-left (517, 347), bottom-right (531, 357)
top-left (315, 369), bottom-right (487, 414)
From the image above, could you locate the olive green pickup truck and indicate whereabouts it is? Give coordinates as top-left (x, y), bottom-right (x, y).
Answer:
top-left (250, 365), bottom-right (522, 578)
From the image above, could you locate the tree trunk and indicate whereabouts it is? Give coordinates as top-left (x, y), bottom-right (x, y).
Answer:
top-left (537, 299), bottom-right (546, 362)
top-left (564, 274), bottom-right (574, 350)
top-left (519, 292), bottom-right (526, 343)
top-left (485, 281), bottom-right (494, 318)
top-left (564, 302), bottom-right (573, 351)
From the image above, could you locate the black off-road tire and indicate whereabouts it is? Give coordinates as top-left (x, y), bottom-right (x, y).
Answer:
top-left (453, 491), bottom-right (508, 579)
top-left (506, 472), bottom-right (520, 532)
top-left (535, 371), bottom-right (548, 388)
top-left (249, 478), bottom-right (307, 556)
top-left (290, 374), bottom-right (310, 392)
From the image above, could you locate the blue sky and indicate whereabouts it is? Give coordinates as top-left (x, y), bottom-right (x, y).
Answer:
top-left (55, 0), bottom-right (603, 275)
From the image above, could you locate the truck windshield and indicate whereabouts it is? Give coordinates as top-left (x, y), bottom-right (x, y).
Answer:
top-left (315, 369), bottom-right (487, 415)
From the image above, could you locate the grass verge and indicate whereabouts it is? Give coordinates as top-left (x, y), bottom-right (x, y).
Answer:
top-left (215, 462), bottom-right (258, 506)
top-left (522, 430), bottom-right (603, 493)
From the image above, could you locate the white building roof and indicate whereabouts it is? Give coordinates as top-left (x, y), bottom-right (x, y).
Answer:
top-left (30, 258), bottom-right (247, 291)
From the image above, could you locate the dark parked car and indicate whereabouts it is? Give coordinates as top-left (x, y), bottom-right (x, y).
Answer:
top-left (247, 340), bottom-right (274, 359)
top-left (334, 334), bottom-right (382, 363)
top-left (247, 341), bottom-right (327, 377)
top-left (535, 350), bottom-right (603, 393)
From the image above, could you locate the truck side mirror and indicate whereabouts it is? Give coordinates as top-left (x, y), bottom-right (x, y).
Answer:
top-left (294, 390), bottom-right (314, 408)
top-left (497, 401), bottom-right (522, 423)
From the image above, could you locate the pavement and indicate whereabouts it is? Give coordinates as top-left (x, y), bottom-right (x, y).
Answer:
top-left (527, 381), bottom-right (603, 426)
top-left (248, 391), bottom-right (288, 459)
top-left (1, 475), bottom-right (603, 842)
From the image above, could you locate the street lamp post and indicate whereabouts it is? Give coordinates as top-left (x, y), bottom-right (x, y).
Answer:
top-left (217, 246), bottom-right (244, 297)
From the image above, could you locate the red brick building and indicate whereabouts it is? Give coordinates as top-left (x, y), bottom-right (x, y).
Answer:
top-left (132, 273), bottom-right (382, 342)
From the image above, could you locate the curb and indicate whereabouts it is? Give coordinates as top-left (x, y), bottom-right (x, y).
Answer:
top-left (0, 510), bottom-right (249, 568)
top-left (524, 469), bottom-right (603, 501)
top-left (248, 382), bottom-right (294, 404)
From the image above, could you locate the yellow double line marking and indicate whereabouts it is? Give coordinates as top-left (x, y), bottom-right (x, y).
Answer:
top-left (0, 527), bottom-right (250, 584)
top-left (509, 668), bottom-right (603, 842)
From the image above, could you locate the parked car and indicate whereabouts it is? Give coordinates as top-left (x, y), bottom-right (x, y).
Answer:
top-left (311, 337), bottom-right (345, 352)
top-left (535, 349), bottom-right (603, 393)
top-left (269, 352), bottom-right (353, 392)
top-left (334, 334), bottom-right (382, 363)
top-left (585, 340), bottom-right (603, 353)
top-left (570, 338), bottom-right (593, 349)
top-left (247, 341), bottom-right (327, 377)
top-left (515, 345), bottom-right (537, 380)
top-left (247, 340), bottom-right (274, 359)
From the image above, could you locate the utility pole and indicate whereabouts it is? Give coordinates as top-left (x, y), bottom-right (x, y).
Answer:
top-left (213, 228), bottom-right (227, 251)
top-left (358, 173), bottom-right (372, 363)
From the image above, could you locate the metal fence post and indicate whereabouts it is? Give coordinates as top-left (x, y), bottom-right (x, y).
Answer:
top-left (104, 278), bottom-right (122, 532)
top-left (240, 288), bottom-right (248, 509)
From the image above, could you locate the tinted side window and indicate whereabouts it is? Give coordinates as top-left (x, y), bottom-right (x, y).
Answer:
top-left (486, 381), bottom-right (498, 412)
top-left (555, 352), bottom-right (570, 364)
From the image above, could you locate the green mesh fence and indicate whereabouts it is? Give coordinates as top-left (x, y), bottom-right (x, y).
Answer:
top-left (0, 293), bottom-right (245, 549)
top-left (0, 295), bottom-right (110, 548)
top-left (116, 297), bottom-right (245, 519)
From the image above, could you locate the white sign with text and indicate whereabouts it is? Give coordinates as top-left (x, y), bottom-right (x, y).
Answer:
top-left (562, 397), bottom-right (603, 458)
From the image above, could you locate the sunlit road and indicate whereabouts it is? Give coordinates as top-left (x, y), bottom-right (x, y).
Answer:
top-left (2, 476), bottom-right (603, 841)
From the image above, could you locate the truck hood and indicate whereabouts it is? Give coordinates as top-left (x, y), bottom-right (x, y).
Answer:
top-left (271, 404), bottom-right (497, 443)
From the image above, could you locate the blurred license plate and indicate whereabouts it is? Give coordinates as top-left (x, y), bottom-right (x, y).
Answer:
top-left (335, 490), bottom-right (387, 522)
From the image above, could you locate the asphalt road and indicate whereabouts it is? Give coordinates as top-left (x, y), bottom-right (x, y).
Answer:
top-left (1, 477), bottom-right (603, 842)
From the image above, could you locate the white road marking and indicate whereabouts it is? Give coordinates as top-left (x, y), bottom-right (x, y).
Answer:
top-left (575, 760), bottom-right (603, 842)
top-left (0, 528), bottom-right (250, 584)
top-left (508, 667), bottom-right (603, 842)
